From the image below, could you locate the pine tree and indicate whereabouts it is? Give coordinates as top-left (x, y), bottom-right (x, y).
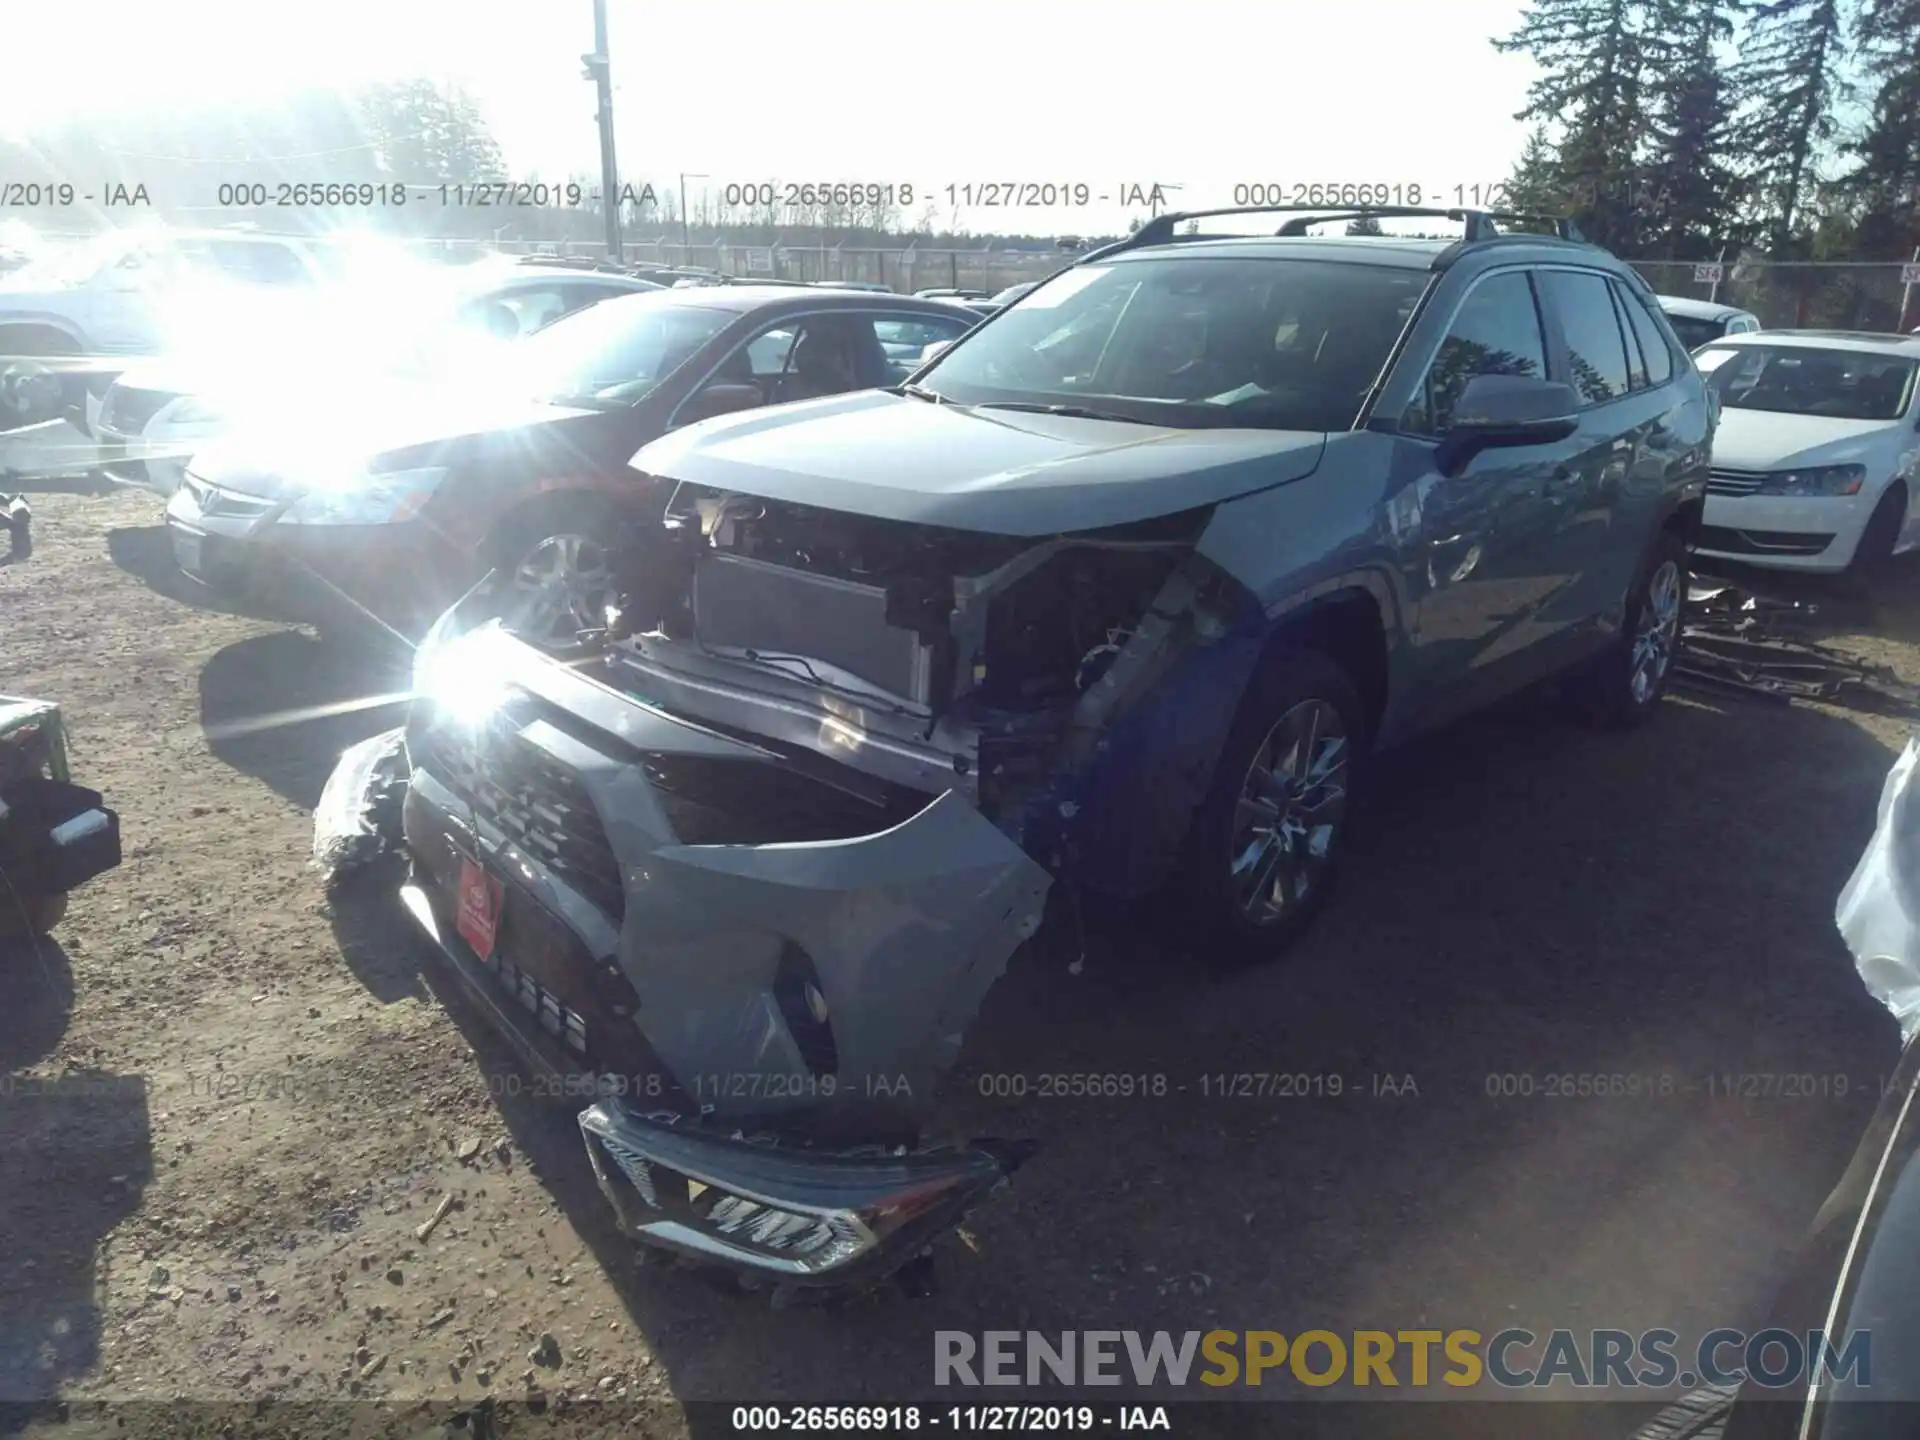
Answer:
top-left (1346, 215), bottom-right (1385, 235)
top-left (1641, 0), bottom-right (1745, 257)
top-left (1504, 124), bottom-right (1565, 215)
top-left (1493, 0), bottom-right (1660, 249)
top-left (1837, 0), bottom-right (1920, 259)
top-left (1726, 0), bottom-right (1850, 251)
top-left (356, 80), bottom-right (507, 188)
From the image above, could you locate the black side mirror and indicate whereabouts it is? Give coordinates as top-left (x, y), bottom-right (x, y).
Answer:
top-left (1437, 373), bottom-right (1580, 474)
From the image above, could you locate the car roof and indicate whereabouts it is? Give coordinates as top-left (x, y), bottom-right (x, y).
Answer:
top-left (1707, 329), bottom-right (1920, 357)
top-left (1656, 294), bottom-right (1752, 320)
top-left (661, 285), bottom-right (979, 318)
top-left (482, 268), bottom-right (655, 289)
top-left (1100, 233), bottom-right (1572, 271)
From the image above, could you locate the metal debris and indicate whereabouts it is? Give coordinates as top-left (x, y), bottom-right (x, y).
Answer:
top-left (1675, 580), bottom-right (1920, 713)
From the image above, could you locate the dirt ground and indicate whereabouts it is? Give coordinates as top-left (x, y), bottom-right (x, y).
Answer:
top-left (2, 434), bottom-right (1917, 1439)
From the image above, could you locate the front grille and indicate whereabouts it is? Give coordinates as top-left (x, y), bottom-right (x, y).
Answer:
top-left (1707, 467), bottom-right (1768, 497)
top-left (101, 385), bottom-right (174, 435)
top-left (415, 701), bottom-right (626, 920)
top-left (495, 950), bottom-right (590, 1058)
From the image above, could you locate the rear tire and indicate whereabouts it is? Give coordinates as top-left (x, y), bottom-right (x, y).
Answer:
top-left (1569, 529), bottom-right (1687, 729)
top-left (1170, 647), bottom-right (1365, 968)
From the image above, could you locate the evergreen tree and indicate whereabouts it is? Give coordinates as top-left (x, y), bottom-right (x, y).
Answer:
top-left (1494, 0), bottom-right (1660, 249)
top-left (1726, 0), bottom-right (1850, 250)
top-left (355, 80), bottom-right (507, 188)
top-left (1346, 215), bottom-right (1385, 235)
top-left (1837, 0), bottom-right (1920, 259)
top-left (1504, 123), bottom-right (1565, 216)
top-left (1641, 0), bottom-right (1745, 257)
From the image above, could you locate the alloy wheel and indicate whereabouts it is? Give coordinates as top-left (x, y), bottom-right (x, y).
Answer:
top-left (1229, 698), bottom-right (1350, 925)
top-left (501, 532), bottom-right (613, 645)
top-left (1629, 559), bottom-right (1682, 706)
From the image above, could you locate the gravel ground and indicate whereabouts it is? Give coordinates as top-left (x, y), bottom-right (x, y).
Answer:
top-left (0, 442), bottom-right (1914, 1439)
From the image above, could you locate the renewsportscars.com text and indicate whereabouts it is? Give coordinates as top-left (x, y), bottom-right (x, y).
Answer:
top-left (935, 1328), bottom-right (1871, 1390)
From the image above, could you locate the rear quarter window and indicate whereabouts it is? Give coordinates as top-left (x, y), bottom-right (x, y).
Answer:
top-left (1615, 283), bottom-right (1674, 386)
top-left (1538, 269), bottom-right (1632, 404)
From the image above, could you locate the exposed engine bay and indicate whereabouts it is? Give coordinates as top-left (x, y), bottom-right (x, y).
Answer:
top-left (598, 482), bottom-right (1248, 863)
top-left (386, 479), bottom-right (1266, 1288)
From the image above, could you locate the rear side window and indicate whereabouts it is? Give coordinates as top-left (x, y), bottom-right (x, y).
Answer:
top-left (1539, 270), bottom-right (1631, 404)
top-left (1401, 270), bottom-right (1549, 434)
top-left (1617, 287), bottom-right (1675, 385)
top-left (1611, 285), bottom-right (1649, 391)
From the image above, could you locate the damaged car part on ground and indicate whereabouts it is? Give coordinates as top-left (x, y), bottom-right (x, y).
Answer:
top-left (0, 696), bottom-right (122, 941)
top-left (353, 205), bottom-right (1714, 1289)
top-left (1675, 578), bottom-right (1920, 713)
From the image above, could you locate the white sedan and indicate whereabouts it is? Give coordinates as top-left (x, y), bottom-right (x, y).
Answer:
top-left (1693, 331), bottom-right (1920, 573)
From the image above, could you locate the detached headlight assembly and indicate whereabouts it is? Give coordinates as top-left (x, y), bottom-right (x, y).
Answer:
top-left (1757, 463), bottom-right (1866, 497)
top-left (280, 466), bottom-right (448, 525)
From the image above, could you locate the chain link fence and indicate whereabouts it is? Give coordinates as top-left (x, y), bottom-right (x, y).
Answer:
top-left (473, 237), bottom-right (1075, 292)
top-left (1630, 259), bottom-right (1920, 332)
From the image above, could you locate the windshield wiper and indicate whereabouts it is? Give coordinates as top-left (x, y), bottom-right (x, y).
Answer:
top-left (973, 401), bottom-right (1153, 424)
top-left (898, 382), bottom-right (948, 403)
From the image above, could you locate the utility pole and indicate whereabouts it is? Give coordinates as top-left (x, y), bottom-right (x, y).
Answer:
top-left (583, 0), bottom-right (621, 260)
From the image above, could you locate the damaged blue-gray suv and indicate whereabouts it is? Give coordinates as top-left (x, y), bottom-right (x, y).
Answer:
top-left (378, 205), bottom-right (1713, 1288)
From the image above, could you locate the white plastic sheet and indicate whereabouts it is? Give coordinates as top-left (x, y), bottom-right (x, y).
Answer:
top-left (311, 726), bottom-right (409, 886)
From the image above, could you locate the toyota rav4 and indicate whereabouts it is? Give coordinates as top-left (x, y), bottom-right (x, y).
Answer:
top-left (383, 206), bottom-right (1713, 1289)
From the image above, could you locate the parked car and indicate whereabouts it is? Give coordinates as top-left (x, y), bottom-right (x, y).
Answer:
top-left (1691, 330), bottom-right (1920, 573)
top-left (94, 264), bottom-right (662, 497)
top-left (0, 227), bottom-right (341, 359)
top-left (959, 280), bottom-right (1041, 320)
top-left (913, 286), bottom-right (991, 301)
top-left (389, 205), bottom-right (1710, 1287)
top-left (166, 287), bottom-right (979, 641)
top-left (811, 280), bottom-right (893, 293)
top-left (1658, 294), bottom-right (1762, 350)
top-left (0, 695), bottom-right (122, 941)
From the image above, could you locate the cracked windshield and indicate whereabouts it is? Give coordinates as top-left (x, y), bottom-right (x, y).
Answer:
top-left (6, 1), bottom-right (1920, 1438)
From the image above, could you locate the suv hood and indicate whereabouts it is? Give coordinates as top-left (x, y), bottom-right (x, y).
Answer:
top-left (1711, 408), bottom-right (1907, 472)
top-left (632, 389), bottom-right (1327, 536)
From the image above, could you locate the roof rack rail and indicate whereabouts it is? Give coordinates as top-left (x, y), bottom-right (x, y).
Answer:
top-left (1080, 204), bottom-right (1587, 261)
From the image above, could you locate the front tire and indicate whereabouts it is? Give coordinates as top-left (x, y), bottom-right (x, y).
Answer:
top-left (1570, 529), bottom-right (1687, 729)
top-left (1171, 647), bottom-right (1364, 968)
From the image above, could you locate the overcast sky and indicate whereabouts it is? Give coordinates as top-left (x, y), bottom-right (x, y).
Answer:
top-left (0, 0), bottom-right (1542, 235)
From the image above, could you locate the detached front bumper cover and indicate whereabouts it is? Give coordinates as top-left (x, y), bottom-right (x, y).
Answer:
top-left (580, 1102), bottom-right (1028, 1285)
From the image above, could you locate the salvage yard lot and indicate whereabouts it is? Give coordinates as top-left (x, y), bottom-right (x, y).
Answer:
top-left (1, 459), bottom-right (1913, 1433)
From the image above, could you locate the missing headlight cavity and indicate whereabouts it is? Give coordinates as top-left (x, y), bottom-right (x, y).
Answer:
top-left (772, 941), bottom-right (840, 1078)
top-left (643, 751), bottom-right (933, 846)
top-left (974, 547), bottom-right (1183, 709)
